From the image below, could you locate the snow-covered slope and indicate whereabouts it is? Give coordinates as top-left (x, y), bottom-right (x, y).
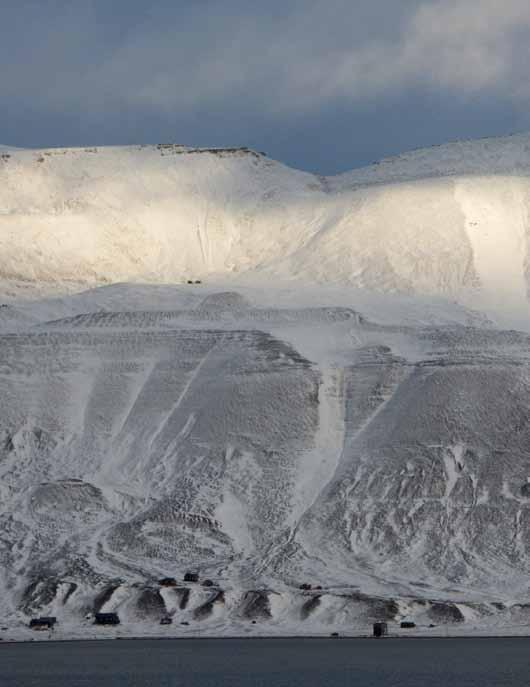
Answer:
top-left (1, 135), bottom-right (530, 639)
top-left (2, 136), bottom-right (530, 321)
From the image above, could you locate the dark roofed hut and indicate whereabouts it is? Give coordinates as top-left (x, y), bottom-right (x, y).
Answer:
top-left (29, 617), bottom-right (57, 630)
top-left (158, 577), bottom-right (177, 587)
top-left (373, 621), bottom-right (388, 637)
top-left (94, 612), bottom-right (120, 626)
top-left (183, 572), bottom-right (199, 583)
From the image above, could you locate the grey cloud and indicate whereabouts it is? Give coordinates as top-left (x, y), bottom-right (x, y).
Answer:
top-left (37, 0), bottom-right (529, 114)
top-left (0, 1), bottom-right (529, 172)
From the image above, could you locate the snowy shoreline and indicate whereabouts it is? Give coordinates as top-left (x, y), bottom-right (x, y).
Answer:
top-left (3, 624), bottom-right (530, 644)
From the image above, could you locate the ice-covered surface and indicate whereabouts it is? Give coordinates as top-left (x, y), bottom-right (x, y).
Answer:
top-left (1, 135), bottom-right (530, 639)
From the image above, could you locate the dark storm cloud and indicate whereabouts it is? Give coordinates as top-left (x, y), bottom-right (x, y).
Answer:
top-left (1, 0), bottom-right (530, 173)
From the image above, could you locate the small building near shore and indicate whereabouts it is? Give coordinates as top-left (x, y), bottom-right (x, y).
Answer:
top-left (94, 612), bottom-right (120, 626)
top-left (373, 621), bottom-right (388, 637)
top-left (29, 617), bottom-right (57, 630)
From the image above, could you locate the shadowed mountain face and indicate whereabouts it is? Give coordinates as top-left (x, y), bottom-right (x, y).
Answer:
top-left (0, 287), bottom-right (529, 633)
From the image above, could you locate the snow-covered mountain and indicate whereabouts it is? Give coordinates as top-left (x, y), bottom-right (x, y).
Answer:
top-left (2, 136), bottom-right (530, 319)
top-left (1, 136), bottom-right (530, 639)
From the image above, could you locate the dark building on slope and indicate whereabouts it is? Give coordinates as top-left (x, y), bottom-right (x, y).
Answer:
top-left (94, 612), bottom-right (120, 626)
top-left (29, 617), bottom-right (57, 630)
top-left (183, 572), bottom-right (199, 583)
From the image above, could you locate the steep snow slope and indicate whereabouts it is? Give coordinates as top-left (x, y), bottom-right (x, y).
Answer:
top-left (0, 283), bottom-right (529, 638)
top-left (1, 136), bottom-right (530, 323)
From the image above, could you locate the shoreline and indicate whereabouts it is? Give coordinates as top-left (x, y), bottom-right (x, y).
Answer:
top-left (2, 632), bottom-right (530, 645)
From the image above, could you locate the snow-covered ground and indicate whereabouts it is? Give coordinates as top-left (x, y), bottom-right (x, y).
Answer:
top-left (0, 135), bottom-right (530, 640)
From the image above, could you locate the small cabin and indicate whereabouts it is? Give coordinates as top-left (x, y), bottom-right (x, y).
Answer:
top-left (400, 621), bottom-right (416, 629)
top-left (160, 616), bottom-right (173, 625)
top-left (373, 621), bottom-right (388, 638)
top-left (94, 612), bottom-right (120, 626)
top-left (158, 577), bottom-right (177, 587)
top-left (29, 617), bottom-right (57, 630)
top-left (183, 572), bottom-right (199, 583)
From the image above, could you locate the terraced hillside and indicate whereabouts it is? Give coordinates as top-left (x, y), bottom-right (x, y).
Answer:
top-left (0, 285), bottom-right (529, 636)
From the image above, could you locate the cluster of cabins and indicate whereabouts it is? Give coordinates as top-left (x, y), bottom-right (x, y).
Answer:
top-left (29, 616), bottom-right (420, 635)
top-left (29, 613), bottom-right (120, 630)
top-left (28, 571), bottom-right (212, 631)
top-left (373, 621), bottom-right (417, 637)
top-left (160, 572), bottom-right (214, 587)
top-left (28, 573), bottom-right (421, 636)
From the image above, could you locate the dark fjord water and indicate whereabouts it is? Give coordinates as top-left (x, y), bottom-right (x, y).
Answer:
top-left (2, 637), bottom-right (529, 687)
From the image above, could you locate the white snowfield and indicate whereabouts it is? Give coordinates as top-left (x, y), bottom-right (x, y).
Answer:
top-left (2, 135), bottom-right (530, 322)
top-left (0, 135), bottom-right (530, 640)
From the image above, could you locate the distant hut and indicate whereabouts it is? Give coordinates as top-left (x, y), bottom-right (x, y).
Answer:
top-left (160, 616), bottom-right (173, 625)
top-left (400, 621), bottom-right (416, 629)
top-left (158, 577), bottom-right (177, 587)
top-left (94, 612), bottom-right (120, 626)
top-left (29, 617), bottom-right (57, 631)
top-left (183, 572), bottom-right (199, 583)
top-left (373, 621), bottom-right (388, 637)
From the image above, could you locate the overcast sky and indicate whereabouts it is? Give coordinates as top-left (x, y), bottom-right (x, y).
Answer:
top-left (2, 0), bottom-right (530, 174)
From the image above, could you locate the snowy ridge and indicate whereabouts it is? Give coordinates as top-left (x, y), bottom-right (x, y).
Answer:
top-left (2, 136), bottom-right (530, 323)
